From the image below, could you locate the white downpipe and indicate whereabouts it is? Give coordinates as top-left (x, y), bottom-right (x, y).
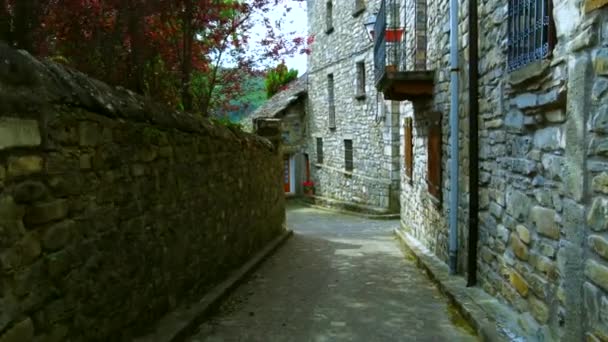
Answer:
top-left (448, 0), bottom-right (459, 275)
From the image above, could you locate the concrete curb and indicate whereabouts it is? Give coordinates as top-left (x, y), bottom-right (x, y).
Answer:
top-left (394, 228), bottom-right (526, 342)
top-left (135, 229), bottom-right (294, 342)
top-left (296, 199), bottom-right (400, 220)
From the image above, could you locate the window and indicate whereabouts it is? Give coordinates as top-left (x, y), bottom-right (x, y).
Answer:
top-left (353, 0), bottom-right (365, 16)
top-left (326, 1), bottom-right (334, 34)
top-left (404, 117), bottom-right (413, 181)
top-left (355, 62), bottom-right (366, 99)
top-left (328, 74), bottom-right (336, 129)
top-left (344, 139), bottom-right (353, 172)
top-left (507, 0), bottom-right (555, 72)
top-left (316, 138), bottom-right (324, 164)
top-left (427, 118), bottom-right (441, 200)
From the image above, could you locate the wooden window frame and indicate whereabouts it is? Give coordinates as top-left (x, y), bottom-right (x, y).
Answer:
top-left (404, 117), bottom-right (413, 182)
top-left (355, 62), bottom-right (366, 100)
top-left (344, 139), bottom-right (354, 172)
top-left (325, 1), bottom-right (334, 34)
top-left (316, 138), bottom-right (324, 164)
top-left (427, 117), bottom-right (442, 202)
top-left (328, 74), bottom-right (336, 129)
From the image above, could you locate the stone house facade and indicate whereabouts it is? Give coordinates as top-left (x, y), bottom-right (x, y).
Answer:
top-left (245, 75), bottom-right (309, 196)
top-left (368, 0), bottom-right (608, 339)
top-left (305, 0), bottom-right (400, 214)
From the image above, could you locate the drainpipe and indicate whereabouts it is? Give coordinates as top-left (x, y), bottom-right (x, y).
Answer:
top-left (448, 0), bottom-right (459, 275)
top-left (466, 0), bottom-right (479, 286)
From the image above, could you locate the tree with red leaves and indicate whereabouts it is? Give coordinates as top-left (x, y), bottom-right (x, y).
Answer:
top-left (0, 0), bottom-right (308, 117)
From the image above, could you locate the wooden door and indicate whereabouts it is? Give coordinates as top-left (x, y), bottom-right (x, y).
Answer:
top-left (283, 155), bottom-right (291, 193)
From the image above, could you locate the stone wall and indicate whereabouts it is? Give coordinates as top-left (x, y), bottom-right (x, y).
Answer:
top-left (398, 0), bottom-right (608, 339)
top-left (0, 44), bottom-right (285, 341)
top-left (306, 0), bottom-right (400, 212)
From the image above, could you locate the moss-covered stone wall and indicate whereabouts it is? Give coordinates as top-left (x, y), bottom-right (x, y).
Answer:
top-left (0, 43), bottom-right (285, 341)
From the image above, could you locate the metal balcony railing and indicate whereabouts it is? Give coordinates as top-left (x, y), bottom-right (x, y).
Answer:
top-left (373, 0), bottom-right (405, 85)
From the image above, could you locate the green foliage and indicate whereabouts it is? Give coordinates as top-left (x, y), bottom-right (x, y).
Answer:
top-left (265, 63), bottom-right (298, 98)
top-left (212, 116), bottom-right (243, 131)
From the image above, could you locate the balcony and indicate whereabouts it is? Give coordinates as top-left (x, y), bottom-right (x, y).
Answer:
top-left (373, 0), bottom-right (434, 101)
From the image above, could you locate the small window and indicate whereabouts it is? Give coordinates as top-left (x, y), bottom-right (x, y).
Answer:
top-left (404, 117), bottom-right (413, 181)
top-left (507, 0), bottom-right (555, 72)
top-left (328, 74), bottom-right (336, 129)
top-left (353, 0), bottom-right (365, 16)
top-left (326, 1), bottom-right (334, 34)
top-left (427, 118), bottom-right (441, 200)
top-left (344, 139), bottom-right (353, 172)
top-left (316, 138), bottom-right (324, 164)
top-left (355, 62), bottom-right (366, 99)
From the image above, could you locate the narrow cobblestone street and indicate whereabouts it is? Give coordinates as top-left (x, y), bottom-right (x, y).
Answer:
top-left (188, 204), bottom-right (477, 341)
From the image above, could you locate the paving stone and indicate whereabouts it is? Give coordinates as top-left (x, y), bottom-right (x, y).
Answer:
top-left (187, 205), bottom-right (477, 341)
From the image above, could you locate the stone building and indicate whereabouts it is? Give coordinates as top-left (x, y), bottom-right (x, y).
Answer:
top-left (305, 0), bottom-right (400, 214)
top-left (245, 75), bottom-right (309, 196)
top-left (367, 0), bottom-right (608, 339)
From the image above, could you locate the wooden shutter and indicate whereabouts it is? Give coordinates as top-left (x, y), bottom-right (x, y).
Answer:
top-left (356, 62), bottom-right (365, 97)
top-left (404, 117), bottom-right (413, 180)
top-left (427, 118), bottom-right (442, 200)
top-left (326, 1), bottom-right (333, 32)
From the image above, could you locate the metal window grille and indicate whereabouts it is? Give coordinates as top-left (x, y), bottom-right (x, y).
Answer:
top-left (356, 62), bottom-right (366, 96)
top-left (328, 74), bottom-right (336, 129)
top-left (317, 138), bottom-right (324, 164)
top-left (344, 140), bottom-right (354, 172)
top-left (507, 0), bottom-right (554, 72)
top-left (326, 1), bottom-right (333, 32)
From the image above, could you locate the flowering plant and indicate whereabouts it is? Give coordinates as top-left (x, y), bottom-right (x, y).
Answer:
top-left (302, 181), bottom-right (315, 192)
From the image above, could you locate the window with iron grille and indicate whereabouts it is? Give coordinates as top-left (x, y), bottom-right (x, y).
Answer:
top-left (344, 140), bottom-right (354, 172)
top-left (316, 138), bottom-right (324, 164)
top-left (404, 117), bottom-right (413, 181)
top-left (508, 0), bottom-right (554, 72)
top-left (355, 62), bottom-right (366, 99)
top-left (326, 1), bottom-right (334, 34)
top-left (328, 74), bottom-right (336, 129)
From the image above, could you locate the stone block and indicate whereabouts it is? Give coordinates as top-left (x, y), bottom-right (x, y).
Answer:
top-left (0, 196), bottom-right (25, 220)
top-left (42, 220), bottom-right (74, 251)
top-left (0, 118), bottom-right (41, 151)
top-left (591, 105), bottom-right (608, 134)
top-left (594, 48), bottom-right (608, 76)
top-left (511, 232), bottom-right (529, 261)
top-left (506, 188), bottom-right (531, 221)
top-left (529, 295), bottom-right (550, 324)
top-left (497, 224), bottom-right (510, 243)
top-left (541, 154), bottom-right (564, 181)
top-left (534, 127), bottom-right (564, 152)
top-left (13, 181), bottom-right (49, 204)
top-left (24, 200), bottom-right (69, 226)
top-left (538, 241), bottom-right (556, 258)
top-left (584, 281), bottom-right (601, 325)
top-left (0, 317), bottom-right (34, 342)
top-left (516, 225), bottom-right (531, 244)
top-left (533, 254), bottom-right (558, 280)
top-left (80, 154), bottom-right (92, 170)
top-left (545, 109), bottom-right (566, 123)
top-left (7, 156), bottom-right (43, 177)
top-left (588, 197), bottom-right (608, 232)
top-left (590, 137), bottom-right (608, 157)
top-left (510, 270), bottom-right (529, 297)
top-left (527, 273), bottom-right (549, 299)
top-left (530, 206), bottom-right (560, 240)
top-left (585, 259), bottom-right (608, 292)
top-left (593, 172), bottom-right (608, 194)
top-left (601, 296), bottom-right (608, 327)
top-left (79, 121), bottom-right (101, 146)
top-left (584, 0), bottom-right (608, 12)
top-left (590, 235), bottom-right (608, 261)
top-left (592, 79), bottom-right (608, 102)
top-left (505, 110), bottom-right (524, 132)
top-left (513, 93), bottom-right (538, 109)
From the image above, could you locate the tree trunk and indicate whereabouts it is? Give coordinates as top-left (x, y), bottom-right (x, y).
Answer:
top-left (180, 0), bottom-right (194, 112)
top-left (0, 0), bottom-right (12, 44)
top-left (13, 0), bottom-right (37, 52)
